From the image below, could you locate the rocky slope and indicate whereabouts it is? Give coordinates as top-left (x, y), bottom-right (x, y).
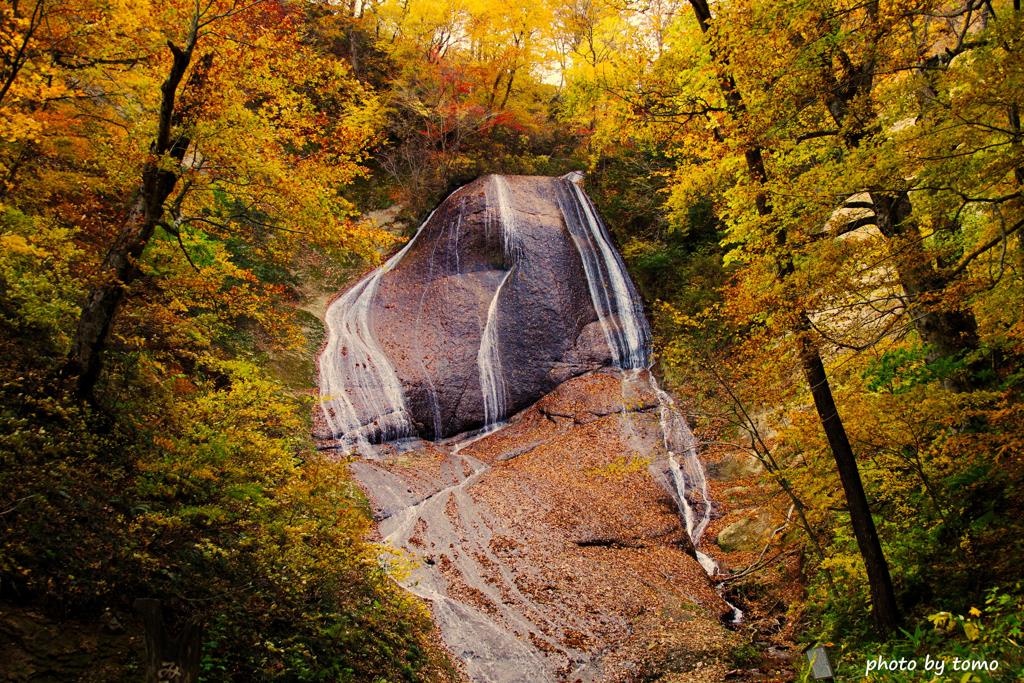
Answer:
top-left (316, 174), bottom-right (737, 681)
top-left (356, 370), bottom-right (736, 682)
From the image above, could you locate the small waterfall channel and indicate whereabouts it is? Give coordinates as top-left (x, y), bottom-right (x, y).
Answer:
top-left (319, 175), bottom-right (527, 446)
top-left (555, 172), bottom-right (742, 623)
top-left (556, 172), bottom-right (650, 370)
top-left (476, 176), bottom-right (522, 430)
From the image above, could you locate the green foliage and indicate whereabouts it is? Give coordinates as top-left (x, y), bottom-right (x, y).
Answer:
top-left (814, 587), bottom-right (1024, 682)
top-left (0, 357), bottom-right (442, 679)
top-left (0, 3), bottom-right (451, 676)
top-left (0, 206), bottom-right (82, 355)
top-left (862, 346), bottom-right (966, 394)
top-left (729, 640), bottom-right (764, 669)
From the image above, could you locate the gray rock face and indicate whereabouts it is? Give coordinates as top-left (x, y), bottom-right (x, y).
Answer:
top-left (707, 452), bottom-right (765, 480)
top-left (326, 175), bottom-right (620, 440)
top-left (716, 512), bottom-right (775, 552)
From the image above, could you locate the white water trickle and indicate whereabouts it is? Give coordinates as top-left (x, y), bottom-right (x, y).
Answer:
top-left (654, 386), bottom-right (713, 557)
top-left (558, 173), bottom-right (741, 623)
top-left (654, 378), bottom-right (743, 622)
top-left (318, 211), bottom-right (434, 456)
top-left (476, 176), bottom-right (522, 430)
top-left (557, 174), bottom-right (650, 369)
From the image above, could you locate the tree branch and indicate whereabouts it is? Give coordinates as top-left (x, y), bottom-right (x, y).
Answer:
top-left (946, 217), bottom-right (1024, 279)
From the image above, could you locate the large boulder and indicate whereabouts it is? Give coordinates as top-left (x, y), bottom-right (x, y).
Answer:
top-left (319, 175), bottom-right (637, 443)
top-left (716, 512), bottom-right (776, 552)
top-left (707, 452), bottom-right (765, 480)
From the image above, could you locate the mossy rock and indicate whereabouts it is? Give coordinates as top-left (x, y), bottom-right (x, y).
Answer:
top-left (707, 453), bottom-right (764, 481)
top-left (716, 512), bottom-right (774, 552)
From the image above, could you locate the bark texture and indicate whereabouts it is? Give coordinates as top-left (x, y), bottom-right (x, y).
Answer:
top-left (68, 41), bottom-right (198, 398)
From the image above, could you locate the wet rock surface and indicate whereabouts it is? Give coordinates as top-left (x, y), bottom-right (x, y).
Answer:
top-left (353, 175), bottom-right (614, 440)
top-left (317, 174), bottom-right (739, 681)
top-left (356, 371), bottom-right (735, 682)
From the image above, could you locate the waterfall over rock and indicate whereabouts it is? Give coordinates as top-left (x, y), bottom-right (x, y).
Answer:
top-left (555, 175), bottom-right (651, 370)
top-left (318, 174), bottom-right (629, 447)
top-left (476, 176), bottom-right (522, 430)
top-left (316, 175), bottom-right (733, 682)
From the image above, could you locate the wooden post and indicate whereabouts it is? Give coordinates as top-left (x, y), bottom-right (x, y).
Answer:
top-left (133, 599), bottom-right (202, 683)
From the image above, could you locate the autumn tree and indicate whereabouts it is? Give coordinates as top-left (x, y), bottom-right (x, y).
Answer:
top-left (360, 0), bottom-right (572, 209)
top-left (30, 0), bottom-right (387, 398)
top-left (570, 0), bottom-right (1024, 644)
top-left (679, 0), bottom-right (905, 633)
top-left (0, 0), bottom-right (455, 677)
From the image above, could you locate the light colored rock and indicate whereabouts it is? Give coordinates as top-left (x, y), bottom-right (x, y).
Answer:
top-left (707, 452), bottom-right (764, 480)
top-left (716, 512), bottom-right (774, 552)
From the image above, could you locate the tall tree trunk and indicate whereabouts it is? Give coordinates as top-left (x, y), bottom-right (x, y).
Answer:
top-left (686, 0), bottom-right (901, 633)
top-left (134, 599), bottom-right (202, 683)
top-left (798, 324), bottom-right (901, 632)
top-left (498, 64), bottom-right (517, 110)
top-left (487, 70), bottom-right (502, 109)
top-left (870, 191), bottom-right (981, 390)
top-left (67, 39), bottom-right (196, 399)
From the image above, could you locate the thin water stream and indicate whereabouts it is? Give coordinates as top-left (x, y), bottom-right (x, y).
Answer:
top-left (476, 176), bottom-right (522, 430)
top-left (319, 210), bottom-right (438, 455)
top-left (556, 172), bottom-right (742, 623)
